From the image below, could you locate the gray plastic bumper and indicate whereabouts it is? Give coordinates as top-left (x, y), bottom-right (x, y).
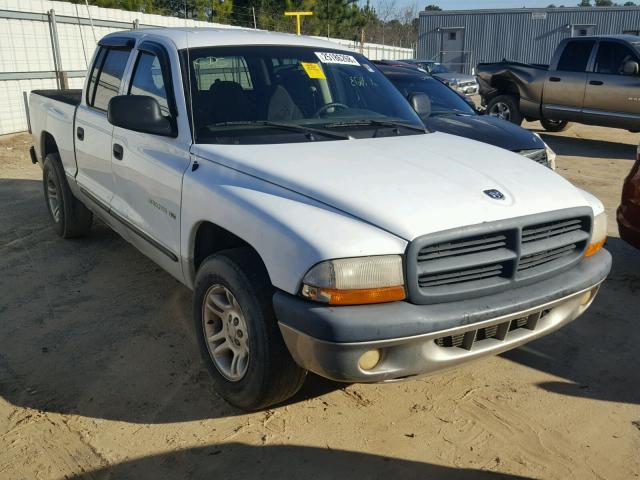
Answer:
top-left (274, 250), bottom-right (611, 382)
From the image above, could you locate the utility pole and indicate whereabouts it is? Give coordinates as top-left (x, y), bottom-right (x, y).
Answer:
top-left (284, 11), bottom-right (313, 35)
top-left (252, 6), bottom-right (257, 29)
top-left (326, 0), bottom-right (330, 38)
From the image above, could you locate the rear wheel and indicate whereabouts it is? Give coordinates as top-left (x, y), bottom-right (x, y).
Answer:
top-left (43, 154), bottom-right (93, 238)
top-left (540, 118), bottom-right (572, 132)
top-left (193, 248), bottom-right (306, 410)
top-left (487, 94), bottom-right (523, 125)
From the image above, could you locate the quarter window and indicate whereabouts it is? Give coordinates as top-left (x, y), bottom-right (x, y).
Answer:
top-left (557, 40), bottom-right (595, 72)
top-left (129, 51), bottom-right (171, 117)
top-left (90, 48), bottom-right (131, 110)
top-left (594, 41), bottom-right (638, 75)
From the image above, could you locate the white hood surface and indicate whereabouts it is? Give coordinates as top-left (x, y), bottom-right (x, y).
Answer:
top-left (195, 132), bottom-right (592, 241)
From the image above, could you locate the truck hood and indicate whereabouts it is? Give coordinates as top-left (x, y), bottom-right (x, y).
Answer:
top-left (194, 132), bottom-right (592, 241)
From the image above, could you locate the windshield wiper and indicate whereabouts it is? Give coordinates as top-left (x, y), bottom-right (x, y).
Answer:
top-left (323, 119), bottom-right (427, 133)
top-left (209, 121), bottom-right (351, 140)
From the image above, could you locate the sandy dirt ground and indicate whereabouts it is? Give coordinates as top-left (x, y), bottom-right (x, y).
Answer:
top-left (0, 123), bottom-right (639, 480)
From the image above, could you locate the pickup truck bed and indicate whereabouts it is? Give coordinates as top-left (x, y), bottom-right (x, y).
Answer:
top-left (31, 89), bottom-right (81, 106)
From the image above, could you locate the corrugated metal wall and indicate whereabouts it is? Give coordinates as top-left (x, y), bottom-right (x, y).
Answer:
top-left (0, 0), bottom-right (413, 135)
top-left (418, 7), bottom-right (640, 73)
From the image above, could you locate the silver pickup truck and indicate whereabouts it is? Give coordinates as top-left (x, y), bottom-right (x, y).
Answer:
top-left (477, 35), bottom-right (640, 132)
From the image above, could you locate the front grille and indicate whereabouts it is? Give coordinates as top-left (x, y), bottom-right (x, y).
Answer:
top-left (519, 148), bottom-right (550, 168)
top-left (434, 309), bottom-right (550, 350)
top-left (407, 209), bottom-right (592, 304)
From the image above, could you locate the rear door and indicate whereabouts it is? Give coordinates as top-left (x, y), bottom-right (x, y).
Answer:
top-left (110, 40), bottom-right (191, 278)
top-left (583, 40), bottom-right (640, 129)
top-left (74, 39), bottom-right (133, 207)
top-left (541, 39), bottom-right (595, 122)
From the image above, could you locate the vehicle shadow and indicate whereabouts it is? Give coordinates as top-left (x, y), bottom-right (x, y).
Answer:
top-left (0, 178), bottom-right (343, 424)
top-left (502, 237), bottom-right (640, 405)
top-left (66, 443), bottom-right (534, 480)
top-left (534, 132), bottom-right (636, 161)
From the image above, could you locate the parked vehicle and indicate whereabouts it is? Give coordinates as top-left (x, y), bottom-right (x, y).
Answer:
top-left (400, 60), bottom-right (480, 96)
top-left (379, 65), bottom-right (556, 169)
top-left (617, 144), bottom-right (640, 248)
top-left (477, 35), bottom-right (640, 132)
top-left (29, 28), bottom-right (611, 410)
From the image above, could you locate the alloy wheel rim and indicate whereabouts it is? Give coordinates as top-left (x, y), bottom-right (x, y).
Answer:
top-left (46, 173), bottom-right (61, 223)
top-left (202, 284), bottom-right (250, 382)
top-left (489, 102), bottom-right (511, 121)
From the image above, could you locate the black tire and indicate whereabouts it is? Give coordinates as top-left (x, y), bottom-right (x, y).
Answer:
top-left (486, 94), bottom-right (523, 126)
top-left (43, 154), bottom-right (93, 238)
top-left (193, 247), bottom-right (306, 410)
top-left (540, 118), bottom-right (573, 132)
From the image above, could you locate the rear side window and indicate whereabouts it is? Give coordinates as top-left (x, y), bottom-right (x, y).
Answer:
top-left (193, 56), bottom-right (253, 90)
top-left (88, 48), bottom-right (131, 111)
top-left (129, 52), bottom-right (171, 117)
top-left (557, 41), bottom-right (595, 72)
top-left (594, 41), bottom-right (638, 75)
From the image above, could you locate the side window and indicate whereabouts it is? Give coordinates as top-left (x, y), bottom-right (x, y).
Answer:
top-left (86, 47), bottom-right (106, 106)
top-left (92, 48), bottom-right (131, 111)
top-left (129, 51), bottom-right (170, 117)
top-left (594, 41), bottom-right (638, 75)
top-left (557, 41), bottom-right (595, 72)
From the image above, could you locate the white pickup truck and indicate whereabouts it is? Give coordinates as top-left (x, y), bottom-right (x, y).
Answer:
top-left (29, 28), bottom-right (611, 410)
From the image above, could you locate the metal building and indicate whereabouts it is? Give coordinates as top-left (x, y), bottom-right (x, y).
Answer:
top-left (418, 6), bottom-right (640, 74)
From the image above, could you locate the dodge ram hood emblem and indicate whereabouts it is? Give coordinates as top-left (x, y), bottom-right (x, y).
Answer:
top-left (483, 189), bottom-right (505, 200)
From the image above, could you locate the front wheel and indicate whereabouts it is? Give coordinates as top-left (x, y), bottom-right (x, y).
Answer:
top-left (540, 118), bottom-right (573, 132)
top-left (486, 94), bottom-right (523, 125)
top-left (193, 248), bottom-right (306, 410)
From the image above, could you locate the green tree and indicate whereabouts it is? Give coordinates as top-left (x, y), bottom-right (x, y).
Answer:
top-left (424, 4), bottom-right (441, 10)
top-left (578, 0), bottom-right (591, 5)
top-left (594, 0), bottom-right (613, 5)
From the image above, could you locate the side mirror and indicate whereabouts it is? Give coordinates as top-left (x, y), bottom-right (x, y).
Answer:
top-left (107, 95), bottom-right (174, 136)
top-left (408, 92), bottom-right (431, 118)
top-left (623, 60), bottom-right (639, 75)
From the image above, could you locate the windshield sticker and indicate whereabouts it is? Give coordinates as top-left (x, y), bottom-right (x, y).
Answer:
top-left (301, 62), bottom-right (326, 80)
top-left (315, 52), bottom-right (360, 66)
top-left (363, 63), bottom-right (375, 73)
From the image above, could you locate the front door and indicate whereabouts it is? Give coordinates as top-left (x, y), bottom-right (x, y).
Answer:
top-left (542, 39), bottom-right (595, 122)
top-left (75, 45), bottom-right (132, 206)
top-left (583, 40), bottom-right (640, 129)
top-left (110, 41), bottom-right (191, 279)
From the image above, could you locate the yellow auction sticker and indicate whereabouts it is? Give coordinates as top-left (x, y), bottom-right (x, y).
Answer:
top-left (301, 62), bottom-right (326, 80)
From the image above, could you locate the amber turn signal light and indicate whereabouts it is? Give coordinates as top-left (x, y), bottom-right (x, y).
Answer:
top-left (584, 238), bottom-right (606, 257)
top-left (306, 285), bottom-right (406, 305)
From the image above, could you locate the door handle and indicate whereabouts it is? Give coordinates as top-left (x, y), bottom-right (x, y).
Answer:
top-left (549, 77), bottom-right (562, 82)
top-left (76, 127), bottom-right (84, 141)
top-left (113, 143), bottom-right (124, 160)
top-left (589, 80), bottom-right (604, 86)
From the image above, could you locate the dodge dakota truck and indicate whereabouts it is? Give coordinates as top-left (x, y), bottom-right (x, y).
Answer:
top-left (29, 28), bottom-right (611, 410)
top-left (477, 35), bottom-right (640, 132)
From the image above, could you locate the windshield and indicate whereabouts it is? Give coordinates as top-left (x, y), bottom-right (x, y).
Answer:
top-left (389, 76), bottom-right (476, 117)
top-left (181, 46), bottom-right (424, 144)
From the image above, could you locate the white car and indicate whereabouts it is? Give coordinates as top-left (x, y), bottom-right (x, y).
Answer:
top-left (29, 28), bottom-right (611, 410)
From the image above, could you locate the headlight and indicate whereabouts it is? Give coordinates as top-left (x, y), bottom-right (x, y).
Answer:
top-left (585, 212), bottom-right (607, 257)
top-left (532, 133), bottom-right (557, 170)
top-left (301, 255), bottom-right (405, 305)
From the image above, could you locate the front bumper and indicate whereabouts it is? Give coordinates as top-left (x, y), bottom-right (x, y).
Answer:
top-left (275, 249), bottom-right (611, 382)
top-left (454, 83), bottom-right (479, 96)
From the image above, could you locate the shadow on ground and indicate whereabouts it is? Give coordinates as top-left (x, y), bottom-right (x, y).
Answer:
top-left (66, 443), bottom-right (535, 480)
top-left (0, 179), bottom-right (343, 424)
top-left (502, 237), bottom-right (640, 405)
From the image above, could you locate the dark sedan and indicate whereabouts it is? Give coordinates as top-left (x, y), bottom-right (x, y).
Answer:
top-left (617, 144), bottom-right (640, 248)
top-left (378, 65), bottom-right (556, 169)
